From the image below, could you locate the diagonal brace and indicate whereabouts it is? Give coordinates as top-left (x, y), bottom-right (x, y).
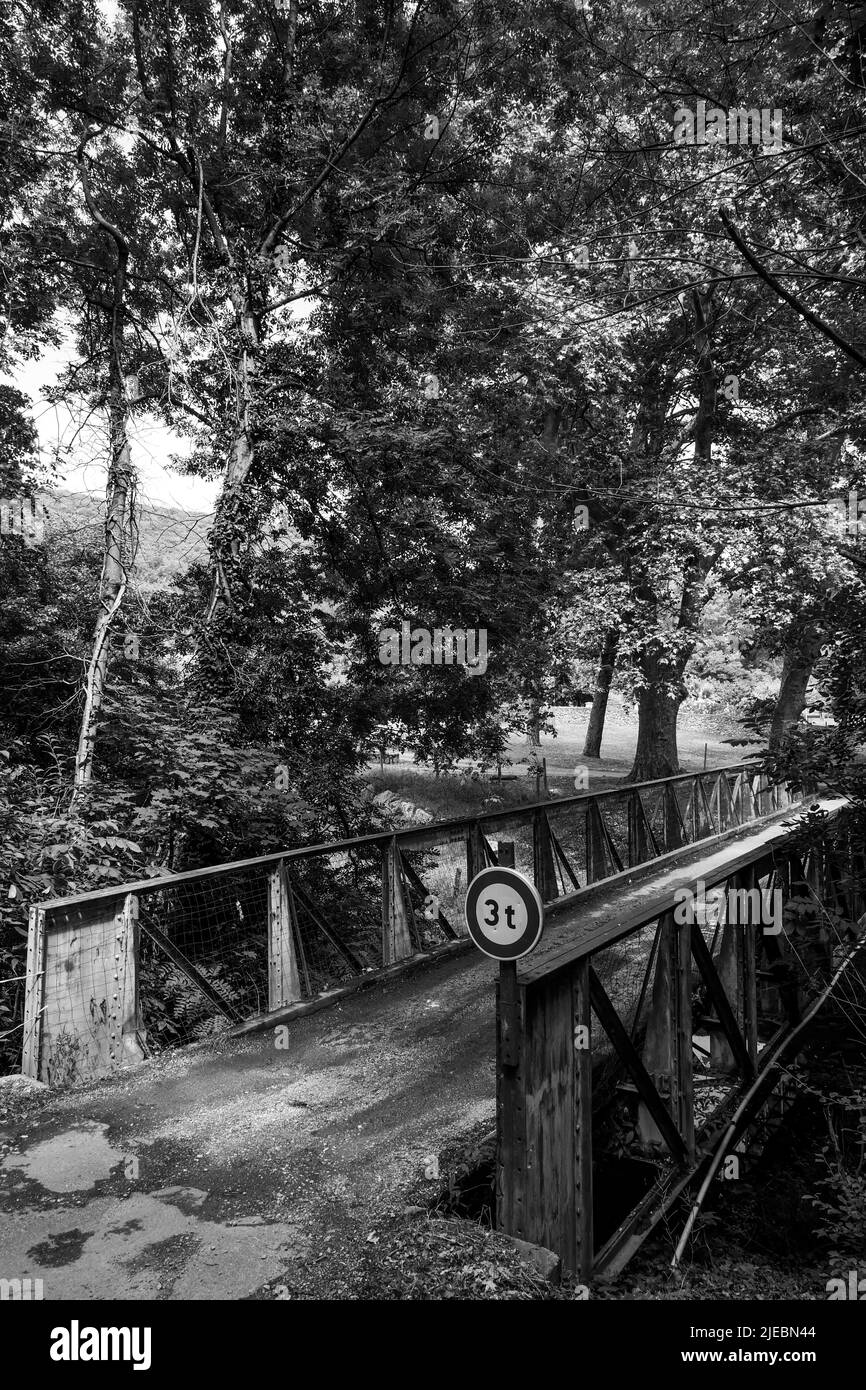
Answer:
top-left (589, 966), bottom-right (688, 1163)
top-left (690, 923), bottom-right (755, 1079)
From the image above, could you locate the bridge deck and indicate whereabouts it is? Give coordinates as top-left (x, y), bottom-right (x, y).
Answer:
top-left (524, 800), bottom-right (844, 983)
top-left (0, 805), bottom-right (825, 1299)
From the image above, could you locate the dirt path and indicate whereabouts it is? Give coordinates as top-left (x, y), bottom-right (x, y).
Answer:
top-left (0, 951), bottom-right (499, 1300)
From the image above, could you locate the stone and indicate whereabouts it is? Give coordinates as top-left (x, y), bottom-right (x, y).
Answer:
top-left (151, 1186), bottom-right (209, 1215)
top-left (0, 1075), bottom-right (48, 1095)
top-left (502, 1234), bottom-right (562, 1285)
top-left (399, 1205), bottom-right (426, 1222)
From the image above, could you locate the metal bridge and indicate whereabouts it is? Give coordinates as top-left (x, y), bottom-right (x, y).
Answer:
top-left (20, 760), bottom-right (864, 1278)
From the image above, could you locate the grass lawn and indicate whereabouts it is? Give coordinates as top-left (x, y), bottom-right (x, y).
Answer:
top-left (368, 700), bottom-right (751, 822)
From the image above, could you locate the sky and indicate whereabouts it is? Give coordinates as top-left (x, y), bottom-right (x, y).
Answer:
top-left (9, 349), bottom-right (220, 516)
top-left (10, 0), bottom-right (215, 512)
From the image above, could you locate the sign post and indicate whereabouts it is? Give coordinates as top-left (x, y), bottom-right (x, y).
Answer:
top-left (499, 958), bottom-right (519, 1067)
top-left (464, 866), bottom-right (545, 1066)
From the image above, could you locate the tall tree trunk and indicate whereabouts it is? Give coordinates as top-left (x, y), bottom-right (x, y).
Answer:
top-left (75, 383), bottom-right (133, 787)
top-left (525, 699), bottom-right (542, 750)
top-left (74, 137), bottom-right (134, 789)
top-left (205, 293), bottom-right (259, 622)
top-left (769, 624), bottom-right (824, 749)
top-left (624, 289), bottom-right (720, 787)
top-left (281, 0), bottom-right (300, 94)
top-left (583, 628), bottom-right (618, 758)
top-left (628, 641), bottom-right (687, 782)
top-left (629, 683), bottom-right (683, 782)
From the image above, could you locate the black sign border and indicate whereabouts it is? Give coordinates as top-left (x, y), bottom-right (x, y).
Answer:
top-left (464, 868), bottom-right (544, 960)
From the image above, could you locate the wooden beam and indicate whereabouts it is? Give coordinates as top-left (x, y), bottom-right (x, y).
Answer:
top-left (496, 968), bottom-right (527, 1241)
top-left (138, 917), bottom-right (240, 1022)
top-left (664, 784), bottom-right (685, 851)
top-left (630, 919), bottom-right (662, 1043)
top-left (284, 870), bottom-right (311, 996)
top-left (588, 966), bottom-right (688, 1162)
top-left (700, 776), bottom-right (719, 836)
top-left (628, 791), bottom-right (645, 866)
top-left (599, 810), bottom-right (625, 873)
top-left (268, 861), bottom-right (302, 1010)
top-left (21, 907), bottom-right (46, 1079)
top-left (499, 960), bottom-right (520, 1067)
top-left (549, 826), bottom-right (581, 891)
top-left (400, 853), bottom-right (459, 940)
top-left (586, 801), bottom-right (607, 882)
top-left (686, 777), bottom-right (699, 843)
top-left (690, 922), bottom-right (754, 1078)
top-left (712, 908), bottom-right (744, 1071)
top-left (533, 809), bottom-right (558, 901)
top-left (467, 822), bottom-right (486, 883)
top-left (718, 772), bottom-right (733, 831)
top-left (741, 868), bottom-right (759, 1070)
top-left (639, 909), bottom-right (691, 1152)
top-left (522, 968), bottom-right (577, 1262)
top-left (292, 878), bottom-right (364, 972)
top-left (593, 1160), bottom-right (705, 1281)
top-left (497, 839), bottom-right (516, 869)
top-left (573, 958), bottom-right (594, 1281)
top-left (114, 894), bottom-right (146, 1066)
top-left (632, 791), bottom-right (660, 863)
top-left (673, 913), bottom-right (695, 1160)
top-left (381, 836), bottom-right (414, 965)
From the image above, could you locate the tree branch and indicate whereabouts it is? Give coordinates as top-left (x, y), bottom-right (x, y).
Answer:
top-left (720, 207), bottom-right (866, 370)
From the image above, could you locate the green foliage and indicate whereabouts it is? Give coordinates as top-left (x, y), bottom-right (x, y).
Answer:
top-left (798, 1075), bottom-right (866, 1262)
top-left (5, 0), bottom-right (866, 1076)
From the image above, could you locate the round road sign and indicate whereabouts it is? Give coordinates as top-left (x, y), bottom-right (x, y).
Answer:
top-left (464, 867), bottom-right (544, 961)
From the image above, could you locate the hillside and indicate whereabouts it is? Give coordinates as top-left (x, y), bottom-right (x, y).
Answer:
top-left (44, 490), bottom-right (211, 588)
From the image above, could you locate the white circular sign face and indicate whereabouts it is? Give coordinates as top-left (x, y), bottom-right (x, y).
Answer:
top-left (464, 868), bottom-right (544, 961)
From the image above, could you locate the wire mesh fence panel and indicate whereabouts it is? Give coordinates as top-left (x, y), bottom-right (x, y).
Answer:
top-left (675, 781), bottom-right (694, 840)
top-left (137, 866), bottom-right (269, 1053)
top-left (401, 835), bottom-right (468, 935)
top-left (545, 804), bottom-right (585, 892)
top-left (755, 770), bottom-right (775, 818)
top-left (725, 770), bottom-right (744, 822)
top-left (400, 843), bottom-right (462, 949)
top-left (640, 787), bottom-right (667, 854)
top-left (288, 851), bottom-right (379, 994)
top-left (600, 797), bottom-right (631, 869)
top-left (487, 816), bottom-right (536, 884)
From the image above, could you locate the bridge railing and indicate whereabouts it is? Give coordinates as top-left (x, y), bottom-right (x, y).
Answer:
top-left (22, 761), bottom-right (793, 1085)
top-left (496, 796), bottom-right (863, 1281)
